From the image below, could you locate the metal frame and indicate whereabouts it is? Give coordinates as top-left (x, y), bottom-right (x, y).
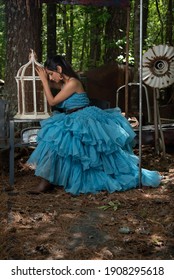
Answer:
top-left (116, 82), bottom-right (152, 124)
top-left (9, 118), bottom-right (42, 187)
top-left (0, 100), bottom-right (9, 147)
top-left (138, 0), bottom-right (143, 187)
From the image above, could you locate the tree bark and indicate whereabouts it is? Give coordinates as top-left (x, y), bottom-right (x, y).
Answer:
top-left (142, 0), bottom-right (149, 49)
top-left (4, 0), bottom-right (42, 115)
top-left (133, 0), bottom-right (140, 82)
top-left (165, 0), bottom-right (173, 45)
top-left (155, 0), bottom-right (164, 43)
top-left (79, 11), bottom-right (88, 71)
top-left (89, 7), bottom-right (102, 68)
top-left (47, 3), bottom-right (57, 57)
top-left (133, 0), bottom-right (149, 82)
top-left (62, 5), bottom-right (73, 64)
top-left (104, 7), bottom-right (127, 64)
top-left (0, 0), bottom-right (5, 79)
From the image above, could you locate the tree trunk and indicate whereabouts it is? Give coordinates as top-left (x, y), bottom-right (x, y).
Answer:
top-left (79, 11), bottom-right (88, 71)
top-left (89, 8), bottom-right (102, 68)
top-left (155, 0), bottom-right (164, 43)
top-left (165, 0), bottom-right (173, 45)
top-left (68, 5), bottom-right (73, 64)
top-left (62, 5), bottom-right (73, 64)
top-left (0, 0), bottom-right (5, 79)
top-left (133, 0), bottom-right (140, 82)
top-left (4, 0), bottom-right (42, 116)
top-left (133, 0), bottom-right (149, 82)
top-left (142, 0), bottom-right (149, 49)
top-left (47, 3), bottom-right (57, 57)
top-left (104, 7), bottom-right (127, 64)
top-left (132, 0), bottom-right (150, 115)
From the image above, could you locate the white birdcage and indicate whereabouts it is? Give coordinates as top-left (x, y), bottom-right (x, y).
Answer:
top-left (14, 49), bottom-right (50, 119)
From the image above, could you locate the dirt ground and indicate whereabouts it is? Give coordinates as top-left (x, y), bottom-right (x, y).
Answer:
top-left (0, 146), bottom-right (174, 260)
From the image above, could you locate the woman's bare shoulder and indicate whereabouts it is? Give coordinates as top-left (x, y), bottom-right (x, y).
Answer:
top-left (67, 77), bottom-right (84, 92)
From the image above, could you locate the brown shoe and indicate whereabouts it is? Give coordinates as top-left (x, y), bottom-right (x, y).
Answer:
top-left (27, 179), bottom-right (55, 194)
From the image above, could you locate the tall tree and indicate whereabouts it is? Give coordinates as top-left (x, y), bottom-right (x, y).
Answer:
top-left (79, 10), bottom-right (89, 71)
top-left (133, 0), bottom-right (140, 82)
top-left (142, 0), bottom-right (149, 49)
top-left (68, 4), bottom-right (73, 64)
top-left (0, 0), bottom-right (5, 79)
top-left (155, 0), bottom-right (164, 43)
top-left (104, 7), bottom-right (127, 64)
top-left (4, 0), bottom-right (42, 114)
top-left (165, 0), bottom-right (173, 45)
top-left (62, 4), bottom-right (74, 64)
top-left (89, 7), bottom-right (103, 68)
top-left (133, 0), bottom-right (149, 82)
top-left (47, 3), bottom-right (57, 57)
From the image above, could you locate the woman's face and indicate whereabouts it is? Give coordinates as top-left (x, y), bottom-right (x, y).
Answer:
top-left (45, 68), bottom-right (62, 83)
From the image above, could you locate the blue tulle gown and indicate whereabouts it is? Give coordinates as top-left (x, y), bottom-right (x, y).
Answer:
top-left (27, 92), bottom-right (161, 195)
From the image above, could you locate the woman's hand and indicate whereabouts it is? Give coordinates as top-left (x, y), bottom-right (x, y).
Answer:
top-left (35, 66), bottom-right (48, 84)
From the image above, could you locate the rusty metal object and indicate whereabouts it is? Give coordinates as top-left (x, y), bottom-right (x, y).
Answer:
top-left (143, 45), bottom-right (174, 89)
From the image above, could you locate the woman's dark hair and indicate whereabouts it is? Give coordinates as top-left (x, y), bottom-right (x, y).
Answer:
top-left (44, 55), bottom-right (80, 80)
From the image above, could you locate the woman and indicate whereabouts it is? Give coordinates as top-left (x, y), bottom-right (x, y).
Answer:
top-left (27, 55), bottom-right (161, 195)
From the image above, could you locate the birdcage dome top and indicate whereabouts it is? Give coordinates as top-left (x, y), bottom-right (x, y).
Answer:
top-left (16, 49), bottom-right (43, 80)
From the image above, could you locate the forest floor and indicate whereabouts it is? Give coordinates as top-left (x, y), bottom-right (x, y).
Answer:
top-left (0, 145), bottom-right (174, 260)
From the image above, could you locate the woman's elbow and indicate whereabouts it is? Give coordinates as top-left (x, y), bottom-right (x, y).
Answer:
top-left (47, 98), bottom-right (57, 106)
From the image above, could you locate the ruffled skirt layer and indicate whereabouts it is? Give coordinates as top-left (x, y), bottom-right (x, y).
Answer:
top-left (27, 106), bottom-right (161, 194)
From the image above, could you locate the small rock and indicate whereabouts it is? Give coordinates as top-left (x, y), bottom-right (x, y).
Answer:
top-left (118, 227), bottom-right (133, 234)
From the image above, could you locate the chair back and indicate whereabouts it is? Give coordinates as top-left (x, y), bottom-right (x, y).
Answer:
top-left (90, 98), bottom-right (110, 109)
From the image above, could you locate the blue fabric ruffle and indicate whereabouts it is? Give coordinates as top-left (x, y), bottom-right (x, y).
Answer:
top-left (27, 103), bottom-right (161, 195)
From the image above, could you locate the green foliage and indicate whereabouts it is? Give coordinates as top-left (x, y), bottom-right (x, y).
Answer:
top-left (117, 52), bottom-right (134, 65)
top-left (55, 4), bottom-right (111, 70)
top-left (98, 200), bottom-right (121, 211)
top-left (0, 1), bottom-right (173, 76)
top-left (146, 0), bottom-right (170, 48)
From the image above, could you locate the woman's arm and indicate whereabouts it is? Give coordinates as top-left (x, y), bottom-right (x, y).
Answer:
top-left (36, 67), bottom-right (80, 106)
top-left (45, 80), bottom-right (80, 106)
top-left (49, 80), bottom-right (62, 90)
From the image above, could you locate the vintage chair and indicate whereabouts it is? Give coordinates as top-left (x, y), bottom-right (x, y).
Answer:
top-left (90, 98), bottom-right (110, 109)
top-left (116, 82), bottom-right (152, 125)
